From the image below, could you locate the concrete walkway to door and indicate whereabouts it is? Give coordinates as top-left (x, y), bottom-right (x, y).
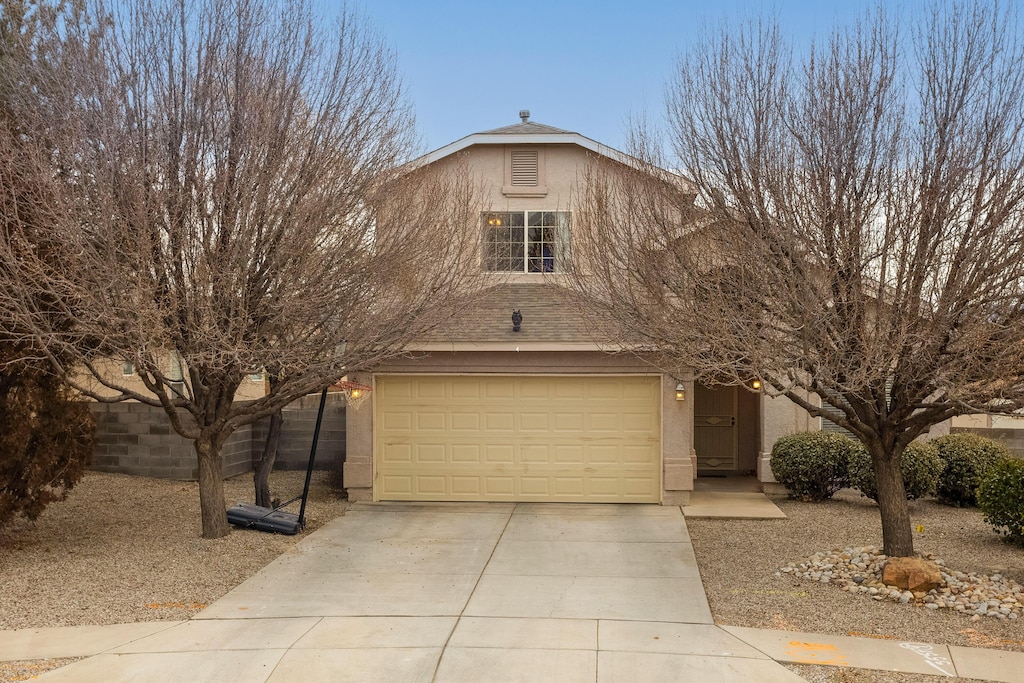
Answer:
top-left (30, 502), bottom-right (805, 682)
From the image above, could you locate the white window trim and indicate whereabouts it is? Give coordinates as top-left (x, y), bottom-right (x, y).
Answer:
top-left (482, 210), bottom-right (571, 274)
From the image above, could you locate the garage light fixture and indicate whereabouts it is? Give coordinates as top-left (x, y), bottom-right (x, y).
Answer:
top-left (675, 383), bottom-right (685, 401)
top-left (512, 309), bottom-right (522, 332)
top-left (751, 379), bottom-right (762, 390)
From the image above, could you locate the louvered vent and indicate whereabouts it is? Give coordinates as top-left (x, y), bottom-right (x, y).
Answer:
top-left (820, 379), bottom-right (891, 439)
top-left (510, 150), bottom-right (539, 186)
top-left (821, 404), bottom-right (855, 438)
top-left (819, 389), bottom-right (855, 438)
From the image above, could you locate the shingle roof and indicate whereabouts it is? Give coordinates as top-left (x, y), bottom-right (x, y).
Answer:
top-left (476, 121), bottom-right (575, 136)
top-left (411, 121), bottom-right (693, 193)
top-left (422, 282), bottom-right (616, 345)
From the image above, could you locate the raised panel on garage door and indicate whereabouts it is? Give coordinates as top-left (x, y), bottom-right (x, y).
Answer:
top-left (375, 375), bottom-right (661, 502)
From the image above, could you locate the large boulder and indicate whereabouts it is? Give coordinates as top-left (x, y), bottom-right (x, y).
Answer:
top-left (882, 556), bottom-right (943, 593)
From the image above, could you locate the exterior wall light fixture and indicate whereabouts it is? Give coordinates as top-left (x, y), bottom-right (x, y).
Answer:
top-left (751, 379), bottom-right (762, 390)
top-left (512, 309), bottom-right (522, 332)
top-left (675, 383), bottom-right (685, 401)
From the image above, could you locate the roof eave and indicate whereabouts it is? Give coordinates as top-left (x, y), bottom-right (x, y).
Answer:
top-left (414, 132), bottom-right (621, 165)
top-left (406, 132), bottom-right (692, 192)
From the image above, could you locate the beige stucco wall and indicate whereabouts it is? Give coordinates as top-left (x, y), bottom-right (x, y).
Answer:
top-left (757, 392), bottom-right (817, 486)
top-left (394, 139), bottom-right (973, 496)
top-left (342, 370), bottom-right (373, 494)
top-left (757, 391), bottom-right (954, 490)
top-left (76, 358), bottom-right (267, 403)
top-left (345, 142), bottom-right (703, 503)
top-left (436, 143), bottom-right (584, 213)
top-left (343, 351), bottom-right (695, 504)
top-left (423, 143), bottom-right (623, 279)
top-left (952, 413), bottom-right (1024, 430)
top-left (662, 374), bottom-right (696, 506)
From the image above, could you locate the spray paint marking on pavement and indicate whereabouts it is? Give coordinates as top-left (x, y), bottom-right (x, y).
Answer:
top-left (899, 642), bottom-right (955, 677)
top-left (785, 640), bottom-right (849, 666)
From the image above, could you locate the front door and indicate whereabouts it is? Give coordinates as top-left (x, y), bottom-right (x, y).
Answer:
top-left (694, 383), bottom-right (738, 473)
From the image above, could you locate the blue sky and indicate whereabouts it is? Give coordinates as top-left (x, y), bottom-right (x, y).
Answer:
top-left (363, 0), bottom-right (885, 154)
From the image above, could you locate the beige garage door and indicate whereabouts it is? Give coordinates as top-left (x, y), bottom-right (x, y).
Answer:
top-left (375, 375), bottom-right (661, 502)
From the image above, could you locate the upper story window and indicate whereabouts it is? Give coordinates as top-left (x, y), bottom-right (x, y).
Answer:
top-left (483, 211), bottom-right (570, 273)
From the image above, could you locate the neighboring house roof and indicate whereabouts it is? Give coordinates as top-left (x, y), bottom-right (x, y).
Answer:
top-left (413, 282), bottom-right (620, 351)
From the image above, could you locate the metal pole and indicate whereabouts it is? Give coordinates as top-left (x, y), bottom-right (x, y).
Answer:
top-left (297, 386), bottom-right (328, 528)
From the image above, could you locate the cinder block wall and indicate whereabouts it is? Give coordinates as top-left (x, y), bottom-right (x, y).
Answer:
top-left (91, 403), bottom-right (198, 479)
top-left (951, 427), bottom-right (1024, 459)
top-left (222, 424), bottom-right (255, 478)
top-left (270, 393), bottom-right (347, 471)
top-left (89, 393), bottom-right (346, 480)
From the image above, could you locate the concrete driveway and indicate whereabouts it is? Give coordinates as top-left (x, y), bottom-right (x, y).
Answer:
top-left (37, 503), bottom-right (805, 682)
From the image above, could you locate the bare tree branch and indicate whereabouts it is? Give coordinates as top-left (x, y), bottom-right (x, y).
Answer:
top-left (0, 0), bottom-right (483, 537)
top-left (569, 1), bottom-right (1024, 556)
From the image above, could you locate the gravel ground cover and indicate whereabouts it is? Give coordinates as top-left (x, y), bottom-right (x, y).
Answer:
top-left (2, 476), bottom-right (1022, 683)
top-left (689, 489), bottom-right (1024, 683)
top-left (0, 470), bottom-right (347, 682)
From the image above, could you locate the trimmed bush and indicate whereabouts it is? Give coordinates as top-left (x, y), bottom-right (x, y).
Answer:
top-left (977, 458), bottom-right (1024, 547)
top-left (847, 441), bottom-right (944, 501)
top-left (770, 431), bottom-right (855, 501)
top-left (932, 432), bottom-right (1011, 507)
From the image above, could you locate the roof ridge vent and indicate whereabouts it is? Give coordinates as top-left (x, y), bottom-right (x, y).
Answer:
top-left (519, 109), bottom-right (530, 123)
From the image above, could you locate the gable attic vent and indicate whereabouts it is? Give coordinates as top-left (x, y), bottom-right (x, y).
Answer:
top-left (510, 150), bottom-right (539, 186)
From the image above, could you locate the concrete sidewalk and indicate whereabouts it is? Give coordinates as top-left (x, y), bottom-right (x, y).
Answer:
top-left (682, 490), bottom-right (787, 519)
top-left (3, 502), bottom-right (1023, 682)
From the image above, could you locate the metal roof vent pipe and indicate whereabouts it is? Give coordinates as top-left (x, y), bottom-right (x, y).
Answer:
top-left (519, 109), bottom-right (530, 123)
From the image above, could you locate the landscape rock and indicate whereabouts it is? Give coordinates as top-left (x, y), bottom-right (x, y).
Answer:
top-left (882, 556), bottom-right (944, 592)
top-left (779, 546), bottom-right (1024, 622)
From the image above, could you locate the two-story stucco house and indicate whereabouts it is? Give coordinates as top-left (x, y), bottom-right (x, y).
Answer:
top-left (342, 114), bottom-right (816, 505)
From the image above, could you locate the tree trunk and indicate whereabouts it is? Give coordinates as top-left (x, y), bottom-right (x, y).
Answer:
top-left (872, 448), bottom-right (914, 557)
top-left (254, 409), bottom-right (283, 507)
top-left (195, 434), bottom-right (231, 539)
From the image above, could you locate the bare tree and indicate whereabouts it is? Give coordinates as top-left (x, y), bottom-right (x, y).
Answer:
top-left (570, 2), bottom-right (1024, 557)
top-left (0, 0), bottom-right (481, 538)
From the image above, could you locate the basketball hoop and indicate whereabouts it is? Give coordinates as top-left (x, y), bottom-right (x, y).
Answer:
top-left (335, 379), bottom-right (372, 410)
